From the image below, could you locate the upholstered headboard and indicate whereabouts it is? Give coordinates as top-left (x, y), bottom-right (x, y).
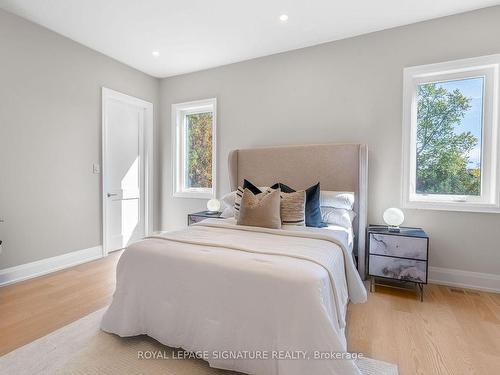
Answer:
top-left (228, 143), bottom-right (368, 278)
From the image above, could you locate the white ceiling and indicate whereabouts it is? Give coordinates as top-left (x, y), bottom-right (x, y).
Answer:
top-left (1, 0), bottom-right (499, 78)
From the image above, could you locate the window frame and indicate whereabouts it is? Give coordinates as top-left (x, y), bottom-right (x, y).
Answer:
top-left (172, 98), bottom-right (217, 199)
top-left (402, 55), bottom-right (500, 213)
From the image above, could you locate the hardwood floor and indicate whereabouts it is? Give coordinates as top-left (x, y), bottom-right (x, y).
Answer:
top-left (1, 252), bottom-right (499, 375)
top-left (0, 251), bottom-right (121, 356)
top-left (348, 284), bottom-right (500, 375)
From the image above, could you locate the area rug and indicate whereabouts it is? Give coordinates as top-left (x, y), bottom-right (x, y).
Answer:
top-left (0, 308), bottom-right (398, 375)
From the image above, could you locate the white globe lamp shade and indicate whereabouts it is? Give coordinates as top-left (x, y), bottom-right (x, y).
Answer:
top-left (383, 208), bottom-right (404, 230)
top-left (207, 199), bottom-right (221, 212)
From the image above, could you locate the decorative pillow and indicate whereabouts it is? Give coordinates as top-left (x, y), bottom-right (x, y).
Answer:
top-left (320, 191), bottom-right (355, 210)
top-left (243, 179), bottom-right (263, 195)
top-left (233, 179), bottom-right (276, 219)
top-left (234, 186), bottom-right (271, 220)
top-left (280, 190), bottom-right (306, 226)
top-left (233, 186), bottom-right (245, 220)
top-left (278, 182), bottom-right (324, 227)
top-left (321, 207), bottom-right (356, 229)
top-left (237, 188), bottom-right (282, 229)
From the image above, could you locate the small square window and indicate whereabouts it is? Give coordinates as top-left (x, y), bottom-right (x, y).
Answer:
top-left (172, 98), bottom-right (216, 199)
top-left (402, 55), bottom-right (500, 212)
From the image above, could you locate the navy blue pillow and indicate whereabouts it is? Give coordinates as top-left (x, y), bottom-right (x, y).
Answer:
top-left (270, 182), bottom-right (280, 190)
top-left (278, 182), bottom-right (325, 227)
top-left (243, 179), bottom-right (263, 195)
top-left (243, 179), bottom-right (281, 194)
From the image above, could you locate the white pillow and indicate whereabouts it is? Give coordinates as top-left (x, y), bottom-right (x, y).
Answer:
top-left (220, 206), bottom-right (234, 218)
top-left (320, 191), bottom-right (355, 210)
top-left (321, 207), bottom-right (356, 229)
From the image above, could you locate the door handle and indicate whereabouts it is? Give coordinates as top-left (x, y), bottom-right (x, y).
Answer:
top-left (107, 193), bottom-right (118, 197)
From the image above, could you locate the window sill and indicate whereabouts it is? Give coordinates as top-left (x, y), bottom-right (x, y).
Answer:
top-left (173, 191), bottom-right (214, 200)
top-left (403, 200), bottom-right (500, 213)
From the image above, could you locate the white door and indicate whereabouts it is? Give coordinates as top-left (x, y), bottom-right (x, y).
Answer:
top-left (102, 88), bottom-right (153, 254)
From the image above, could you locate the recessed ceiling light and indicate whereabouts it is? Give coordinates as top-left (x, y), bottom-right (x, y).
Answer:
top-left (152, 50), bottom-right (160, 57)
top-left (279, 14), bottom-right (288, 22)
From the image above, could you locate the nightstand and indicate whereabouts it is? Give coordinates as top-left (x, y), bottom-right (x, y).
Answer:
top-left (367, 225), bottom-right (429, 301)
top-left (188, 211), bottom-right (223, 226)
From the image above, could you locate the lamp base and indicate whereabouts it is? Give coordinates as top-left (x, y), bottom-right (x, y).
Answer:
top-left (387, 225), bottom-right (401, 233)
top-left (205, 210), bottom-right (221, 215)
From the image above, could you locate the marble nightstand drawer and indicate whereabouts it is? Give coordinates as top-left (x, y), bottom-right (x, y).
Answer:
top-left (369, 254), bottom-right (427, 283)
top-left (369, 233), bottom-right (427, 260)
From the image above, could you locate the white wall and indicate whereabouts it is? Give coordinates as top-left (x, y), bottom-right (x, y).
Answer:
top-left (0, 9), bottom-right (160, 269)
top-left (160, 6), bottom-right (500, 277)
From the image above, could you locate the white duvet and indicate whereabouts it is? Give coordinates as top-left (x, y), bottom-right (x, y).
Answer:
top-left (101, 219), bottom-right (367, 375)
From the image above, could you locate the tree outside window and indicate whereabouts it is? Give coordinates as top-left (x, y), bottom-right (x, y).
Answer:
top-left (416, 77), bottom-right (483, 196)
top-left (186, 112), bottom-right (213, 188)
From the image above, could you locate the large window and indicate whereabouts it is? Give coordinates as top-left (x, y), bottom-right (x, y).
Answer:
top-left (172, 98), bottom-right (216, 199)
top-left (402, 55), bottom-right (500, 212)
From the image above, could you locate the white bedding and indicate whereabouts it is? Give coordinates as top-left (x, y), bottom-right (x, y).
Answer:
top-left (101, 219), bottom-right (367, 375)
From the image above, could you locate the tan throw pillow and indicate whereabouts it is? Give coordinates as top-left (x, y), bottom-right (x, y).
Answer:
top-left (234, 186), bottom-right (270, 220)
top-left (237, 188), bottom-right (282, 229)
top-left (280, 190), bottom-right (306, 226)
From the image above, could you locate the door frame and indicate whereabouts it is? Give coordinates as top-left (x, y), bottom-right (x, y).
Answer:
top-left (101, 87), bottom-right (154, 256)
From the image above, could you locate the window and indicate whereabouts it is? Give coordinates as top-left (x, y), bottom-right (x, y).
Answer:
top-left (402, 55), bottom-right (500, 212)
top-left (172, 98), bottom-right (216, 199)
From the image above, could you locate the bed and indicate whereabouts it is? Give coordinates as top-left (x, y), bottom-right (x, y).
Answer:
top-left (101, 143), bottom-right (369, 375)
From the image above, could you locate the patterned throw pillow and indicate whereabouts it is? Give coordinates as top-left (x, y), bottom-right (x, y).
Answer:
top-left (278, 182), bottom-right (324, 227)
top-left (280, 190), bottom-right (306, 226)
top-left (237, 188), bottom-right (282, 229)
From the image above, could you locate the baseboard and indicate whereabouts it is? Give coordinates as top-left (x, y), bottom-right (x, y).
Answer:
top-left (0, 246), bottom-right (103, 287)
top-left (429, 266), bottom-right (500, 293)
top-left (152, 230), bottom-right (167, 235)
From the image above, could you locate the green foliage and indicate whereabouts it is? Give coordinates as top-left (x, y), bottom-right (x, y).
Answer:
top-left (416, 83), bottom-right (480, 195)
top-left (187, 112), bottom-right (212, 188)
